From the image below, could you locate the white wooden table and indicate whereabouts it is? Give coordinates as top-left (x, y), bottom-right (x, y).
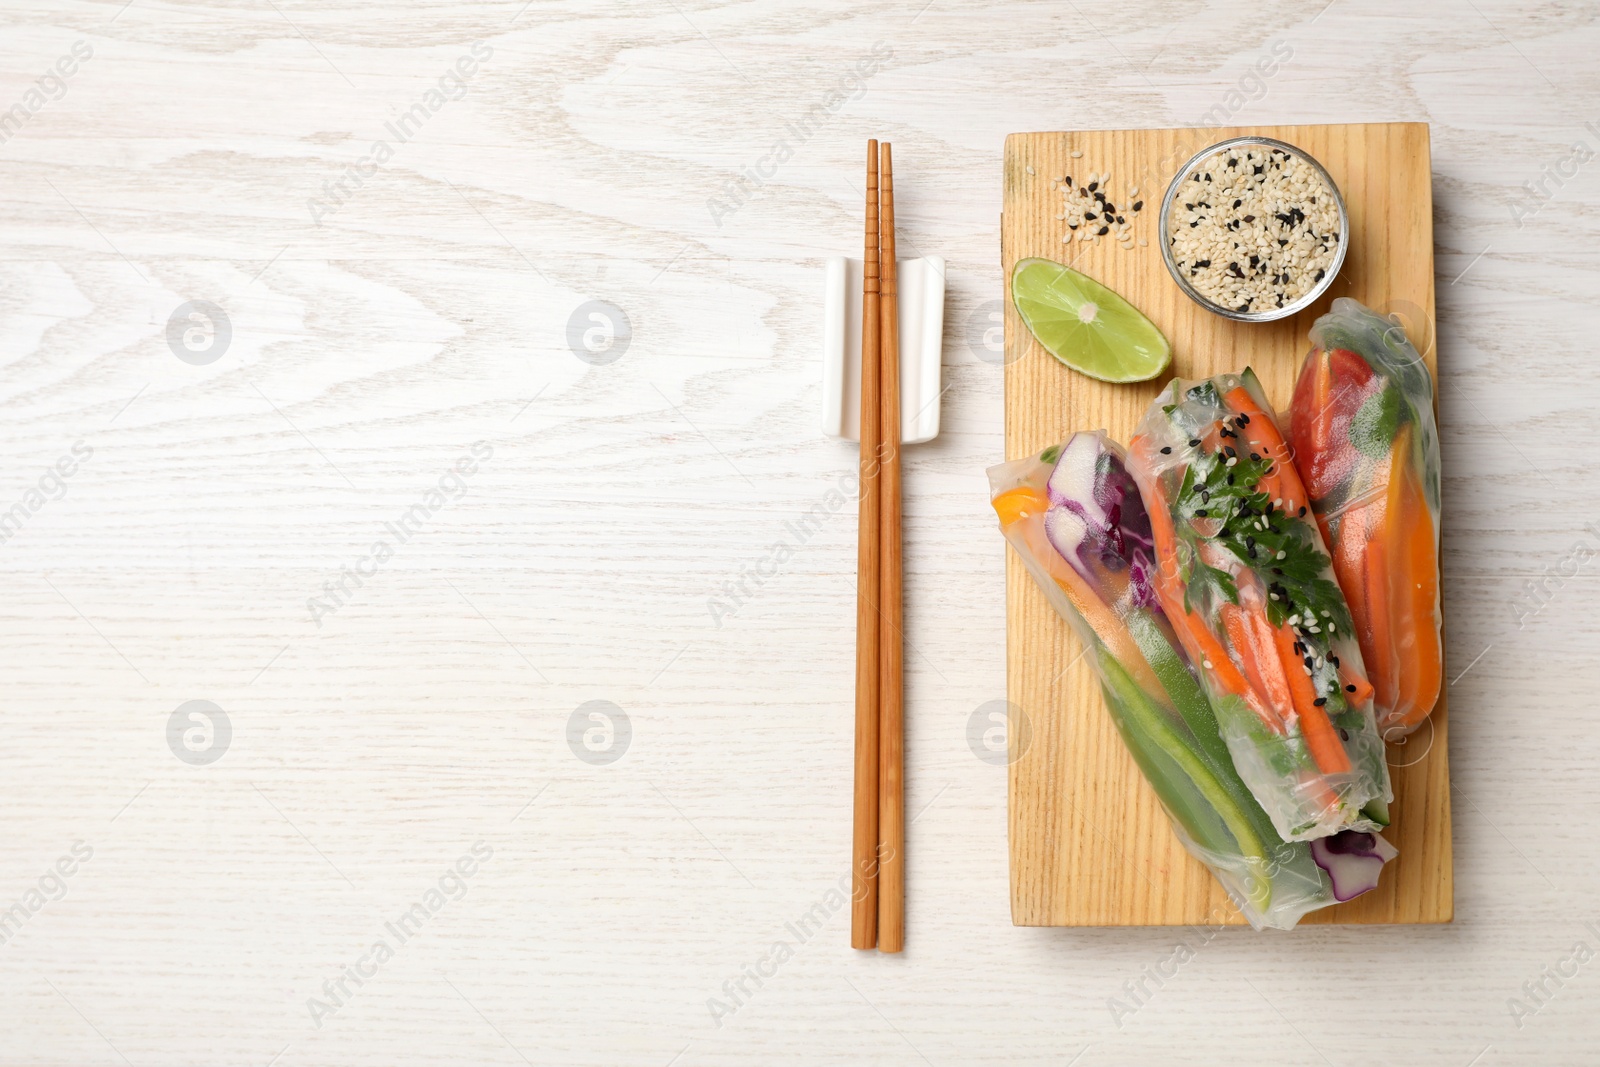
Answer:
top-left (1, 1), bottom-right (1597, 1063)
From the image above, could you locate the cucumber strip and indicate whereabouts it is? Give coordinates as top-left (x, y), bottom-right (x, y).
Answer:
top-left (1098, 651), bottom-right (1272, 912)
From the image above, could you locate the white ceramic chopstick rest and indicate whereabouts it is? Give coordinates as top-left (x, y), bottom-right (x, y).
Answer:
top-left (822, 256), bottom-right (946, 445)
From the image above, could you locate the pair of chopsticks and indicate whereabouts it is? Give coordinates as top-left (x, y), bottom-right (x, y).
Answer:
top-left (852, 139), bottom-right (904, 954)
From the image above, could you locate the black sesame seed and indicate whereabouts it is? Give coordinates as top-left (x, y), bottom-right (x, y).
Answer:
top-left (1097, 226), bottom-right (1109, 235)
top-left (1339, 728), bottom-right (1350, 741)
top-left (1232, 199), bottom-right (1242, 208)
top-left (1132, 200), bottom-right (1143, 211)
top-left (1188, 438), bottom-right (1201, 447)
top-left (1159, 446), bottom-right (1172, 454)
top-left (1250, 452), bottom-right (1260, 461)
top-left (1196, 508), bottom-right (1208, 517)
top-left (1303, 656), bottom-right (1314, 670)
top-left (1088, 181), bottom-right (1098, 192)
top-left (1064, 175), bottom-right (1072, 185)
top-left (1313, 697), bottom-right (1327, 707)
top-left (1345, 684), bottom-right (1357, 693)
top-left (1238, 414), bottom-right (1249, 424)
top-left (1084, 212), bottom-right (1097, 220)
top-left (1116, 216), bottom-right (1125, 225)
top-left (1297, 505), bottom-right (1307, 517)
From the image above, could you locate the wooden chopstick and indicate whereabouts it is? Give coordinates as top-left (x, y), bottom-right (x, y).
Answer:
top-left (851, 138), bottom-right (882, 951)
top-left (875, 141), bottom-right (905, 954)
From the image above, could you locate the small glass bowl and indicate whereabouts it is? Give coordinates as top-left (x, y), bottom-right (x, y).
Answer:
top-left (1158, 136), bottom-right (1349, 323)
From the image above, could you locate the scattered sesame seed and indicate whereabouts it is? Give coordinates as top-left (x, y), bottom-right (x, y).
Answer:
top-left (1313, 697), bottom-right (1327, 707)
top-left (1345, 684), bottom-right (1357, 693)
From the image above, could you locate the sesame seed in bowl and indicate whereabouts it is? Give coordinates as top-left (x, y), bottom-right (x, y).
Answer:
top-left (1159, 136), bottom-right (1348, 322)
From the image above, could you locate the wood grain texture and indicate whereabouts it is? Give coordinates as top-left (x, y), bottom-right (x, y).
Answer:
top-left (1004, 123), bottom-right (1450, 926)
top-left (2, 1), bottom-right (1599, 1063)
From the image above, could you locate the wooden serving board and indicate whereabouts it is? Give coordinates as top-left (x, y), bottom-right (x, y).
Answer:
top-left (1002, 123), bottom-right (1451, 926)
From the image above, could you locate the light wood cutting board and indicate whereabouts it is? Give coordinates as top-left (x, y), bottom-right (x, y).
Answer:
top-left (1001, 122), bottom-right (1451, 926)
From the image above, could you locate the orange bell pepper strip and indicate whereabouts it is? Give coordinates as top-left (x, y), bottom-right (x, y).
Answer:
top-left (1386, 433), bottom-right (1444, 730)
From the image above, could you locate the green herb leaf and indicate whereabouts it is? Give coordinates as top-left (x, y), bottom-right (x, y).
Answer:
top-left (1348, 382), bottom-right (1407, 459)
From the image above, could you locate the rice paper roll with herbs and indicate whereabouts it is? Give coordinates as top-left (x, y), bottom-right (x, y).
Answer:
top-left (1289, 298), bottom-right (1443, 739)
top-left (1126, 371), bottom-right (1392, 842)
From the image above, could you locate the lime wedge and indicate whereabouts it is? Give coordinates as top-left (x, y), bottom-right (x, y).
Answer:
top-left (1011, 258), bottom-right (1170, 382)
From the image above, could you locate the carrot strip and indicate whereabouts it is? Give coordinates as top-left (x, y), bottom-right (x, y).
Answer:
top-left (1339, 667), bottom-right (1375, 707)
top-left (1224, 386), bottom-right (1307, 513)
top-left (1225, 599), bottom-right (1291, 727)
top-left (1273, 623), bottom-right (1353, 775)
top-left (1131, 433), bottom-right (1287, 732)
